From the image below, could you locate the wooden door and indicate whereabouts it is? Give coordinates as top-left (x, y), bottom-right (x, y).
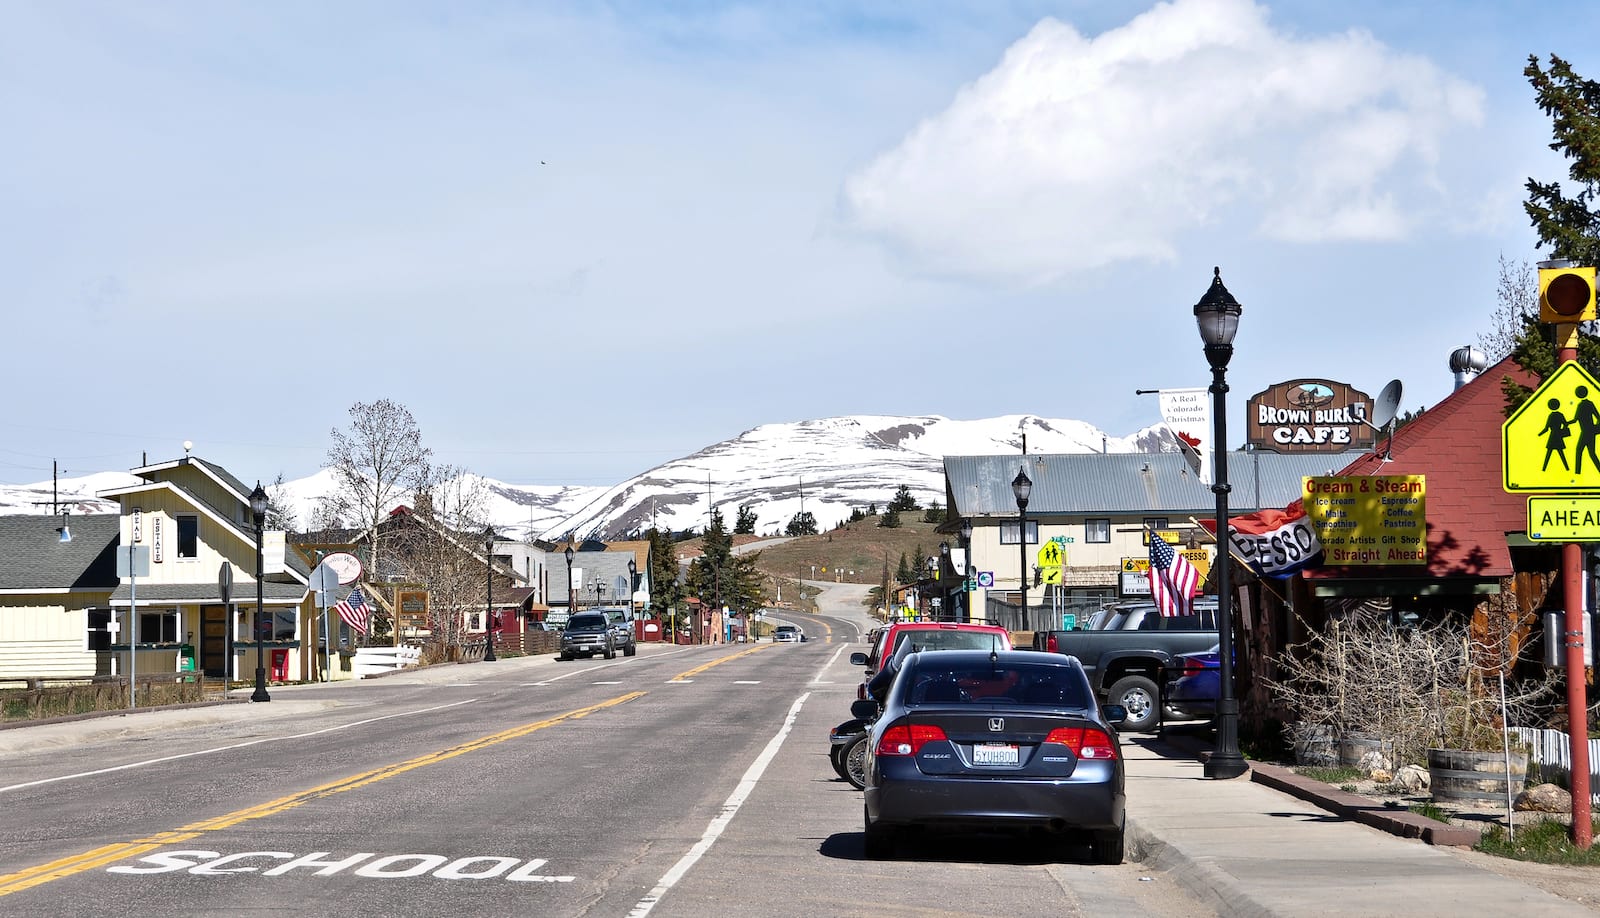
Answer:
top-left (199, 604), bottom-right (230, 678)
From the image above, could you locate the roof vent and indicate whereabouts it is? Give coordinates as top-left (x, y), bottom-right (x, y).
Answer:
top-left (1449, 346), bottom-right (1487, 390)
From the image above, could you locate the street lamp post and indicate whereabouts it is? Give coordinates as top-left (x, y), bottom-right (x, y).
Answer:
top-left (564, 546), bottom-right (575, 621)
top-left (597, 582), bottom-right (606, 609)
top-left (1011, 467), bottom-right (1032, 632)
top-left (939, 541), bottom-right (951, 622)
top-left (627, 558), bottom-right (637, 618)
top-left (1195, 266), bottom-right (1247, 780)
top-left (959, 519), bottom-right (973, 623)
top-left (249, 483), bottom-right (271, 703)
top-left (483, 526), bottom-right (497, 663)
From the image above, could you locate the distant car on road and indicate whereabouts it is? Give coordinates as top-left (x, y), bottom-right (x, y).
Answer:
top-left (773, 625), bottom-right (804, 643)
top-left (558, 612), bottom-right (618, 660)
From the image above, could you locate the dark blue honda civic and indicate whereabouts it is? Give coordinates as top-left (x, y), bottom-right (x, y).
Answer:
top-left (861, 649), bottom-right (1127, 863)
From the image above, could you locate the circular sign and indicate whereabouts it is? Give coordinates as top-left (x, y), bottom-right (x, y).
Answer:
top-left (322, 552), bottom-right (363, 585)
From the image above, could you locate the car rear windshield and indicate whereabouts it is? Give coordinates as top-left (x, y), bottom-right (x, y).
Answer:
top-left (567, 614), bottom-right (607, 631)
top-left (902, 662), bottom-right (1093, 708)
top-left (892, 629), bottom-right (1006, 654)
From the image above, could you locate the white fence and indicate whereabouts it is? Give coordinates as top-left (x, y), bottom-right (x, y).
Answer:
top-left (352, 645), bottom-right (423, 679)
top-left (1510, 727), bottom-right (1600, 805)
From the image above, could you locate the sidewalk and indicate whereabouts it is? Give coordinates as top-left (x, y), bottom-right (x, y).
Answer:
top-left (1122, 737), bottom-right (1596, 916)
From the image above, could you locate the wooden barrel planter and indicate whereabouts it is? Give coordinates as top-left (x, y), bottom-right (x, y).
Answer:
top-left (1428, 748), bottom-right (1528, 804)
top-left (1339, 734), bottom-right (1391, 769)
top-left (1291, 725), bottom-right (1339, 767)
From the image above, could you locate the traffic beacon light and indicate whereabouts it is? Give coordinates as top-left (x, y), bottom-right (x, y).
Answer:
top-left (1538, 262), bottom-right (1597, 323)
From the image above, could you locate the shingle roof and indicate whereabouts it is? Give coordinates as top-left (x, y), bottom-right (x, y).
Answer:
top-left (1307, 356), bottom-right (1536, 581)
top-left (0, 514), bottom-right (120, 591)
top-left (110, 581), bottom-right (308, 605)
top-left (944, 450), bottom-right (1367, 518)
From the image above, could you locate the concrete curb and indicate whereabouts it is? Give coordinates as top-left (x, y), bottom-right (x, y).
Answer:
top-left (1249, 761), bottom-right (1479, 847)
top-left (1127, 814), bottom-right (1280, 918)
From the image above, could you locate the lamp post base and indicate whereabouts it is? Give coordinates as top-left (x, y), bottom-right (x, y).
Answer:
top-left (1204, 698), bottom-right (1247, 779)
top-left (250, 667), bottom-right (271, 703)
top-left (484, 636), bottom-right (497, 662)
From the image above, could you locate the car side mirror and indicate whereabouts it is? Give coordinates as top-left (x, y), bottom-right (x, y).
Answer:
top-left (849, 652), bottom-right (868, 666)
top-left (850, 699), bottom-right (880, 720)
top-left (1102, 704), bottom-right (1128, 726)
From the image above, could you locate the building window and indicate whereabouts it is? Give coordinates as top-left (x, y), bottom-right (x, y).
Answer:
top-left (139, 610), bottom-right (179, 643)
top-left (1085, 519), bottom-right (1111, 543)
top-left (177, 514), bottom-right (199, 560)
top-left (86, 609), bottom-right (111, 652)
top-left (999, 521), bottom-right (1038, 545)
top-left (271, 610), bottom-right (297, 641)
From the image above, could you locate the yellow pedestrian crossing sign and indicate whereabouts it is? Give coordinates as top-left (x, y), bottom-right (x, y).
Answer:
top-left (1037, 542), bottom-right (1065, 568)
top-left (1503, 361), bottom-right (1600, 492)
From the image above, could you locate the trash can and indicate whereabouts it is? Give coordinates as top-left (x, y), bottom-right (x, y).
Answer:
top-left (269, 649), bottom-right (289, 682)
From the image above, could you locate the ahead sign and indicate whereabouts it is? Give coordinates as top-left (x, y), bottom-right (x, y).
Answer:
top-left (1528, 496), bottom-right (1600, 541)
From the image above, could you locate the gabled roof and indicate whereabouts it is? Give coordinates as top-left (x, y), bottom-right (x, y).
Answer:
top-left (123, 455), bottom-right (253, 505)
top-left (0, 514), bottom-right (120, 592)
top-left (944, 450), bottom-right (1367, 518)
top-left (1308, 356), bottom-right (1536, 582)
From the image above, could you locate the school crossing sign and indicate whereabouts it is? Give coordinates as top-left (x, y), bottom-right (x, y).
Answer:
top-left (1502, 361), bottom-right (1600, 492)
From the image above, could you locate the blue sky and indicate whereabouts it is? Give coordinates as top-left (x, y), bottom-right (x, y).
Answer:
top-left (2, 0), bottom-right (1596, 488)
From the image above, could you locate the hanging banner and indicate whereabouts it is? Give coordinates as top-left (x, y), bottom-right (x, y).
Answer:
top-left (1159, 388), bottom-right (1211, 485)
top-left (1222, 500), bottom-right (1324, 578)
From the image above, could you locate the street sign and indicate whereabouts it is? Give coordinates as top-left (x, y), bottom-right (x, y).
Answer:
top-left (1042, 566), bottom-right (1063, 585)
top-left (311, 563), bottom-right (340, 607)
top-left (322, 551), bottom-right (363, 585)
top-left (1063, 613), bottom-right (1077, 630)
top-left (116, 545), bottom-right (150, 578)
top-left (976, 571), bottom-right (995, 588)
top-left (1122, 557), bottom-right (1150, 573)
top-left (1503, 360), bottom-right (1600, 492)
top-left (218, 562), bottom-right (233, 605)
top-left (1527, 495), bottom-right (1600, 540)
top-left (1037, 542), bottom-right (1065, 568)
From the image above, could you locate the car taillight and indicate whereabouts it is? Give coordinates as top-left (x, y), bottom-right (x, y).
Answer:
top-left (876, 724), bottom-right (948, 756)
top-left (857, 683), bottom-right (867, 701)
top-left (1180, 658), bottom-right (1207, 677)
top-left (1044, 727), bottom-right (1118, 760)
top-left (1045, 634), bottom-right (1058, 653)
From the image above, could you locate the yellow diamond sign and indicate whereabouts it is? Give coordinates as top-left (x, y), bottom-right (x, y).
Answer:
top-left (1503, 361), bottom-right (1600, 492)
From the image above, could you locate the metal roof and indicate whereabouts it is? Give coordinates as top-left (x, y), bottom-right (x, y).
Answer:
top-left (944, 451), bottom-right (1369, 518)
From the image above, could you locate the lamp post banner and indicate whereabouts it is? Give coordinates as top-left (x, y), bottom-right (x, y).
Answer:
top-left (1158, 387), bottom-right (1211, 485)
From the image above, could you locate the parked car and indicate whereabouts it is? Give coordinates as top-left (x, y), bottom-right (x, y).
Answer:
top-left (861, 649), bottom-right (1128, 863)
top-left (558, 612), bottom-right (618, 660)
top-left (1164, 645), bottom-right (1220, 721)
top-left (773, 625), bottom-right (804, 643)
top-left (850, 621), bottom-right (1011, 679)
top-left (603, 608), bottom-right (638, 657)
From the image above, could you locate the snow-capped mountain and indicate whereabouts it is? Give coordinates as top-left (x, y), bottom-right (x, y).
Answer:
top-left (1, 414), bottom-right (1170, 542)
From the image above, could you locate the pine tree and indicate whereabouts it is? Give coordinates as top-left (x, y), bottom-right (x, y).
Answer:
top-left (878, 506), bottom-right (902, 529)
top-left (922, 499), bottom-right (945, 524)
top-left (896, 552), bottom-right (911, 584)
top-left (734, 504), bottom-right (758, 535)
top-left (889, 485), bottom-right (919, 512)
top-left (785, 511), bottom-right (818, 536)
top-left (848, 507), bottom-right (865, 523)
top-left (867, 502), bottom-right (878, 515)
top-left (1504, 55), bottom-right (1600, 411)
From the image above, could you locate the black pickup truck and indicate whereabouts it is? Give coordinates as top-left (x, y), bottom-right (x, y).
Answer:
top-left (1032, 603), bottom-right (1218, 732)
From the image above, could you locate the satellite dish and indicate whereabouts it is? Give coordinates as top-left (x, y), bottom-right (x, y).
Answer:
top-left (1371, 379), bottom-right (1403, 430)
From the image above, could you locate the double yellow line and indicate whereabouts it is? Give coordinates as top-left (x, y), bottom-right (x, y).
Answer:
top-left (0, 692), bottom-right (643, 897)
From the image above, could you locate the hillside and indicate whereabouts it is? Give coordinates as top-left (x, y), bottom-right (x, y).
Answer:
top-left (745, 517), bottom-right (954, 614)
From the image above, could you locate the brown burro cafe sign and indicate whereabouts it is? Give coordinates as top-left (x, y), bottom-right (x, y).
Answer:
top-left (1246, 379), bottom-right (1376, 452)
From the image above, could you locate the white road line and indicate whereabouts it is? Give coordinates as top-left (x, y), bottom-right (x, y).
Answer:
top-left (813, 645), bottom-right (848, 684)
top-left (732, 680), bottom-right (761, 685)
top-left (0, 699), bottom-right (479, 795)
top-left (665, 680), bottom-right (693, 684)
top-left (592, 681), bottom-right (623, 685)
top-left (626, 691), bottom-right (811, 918)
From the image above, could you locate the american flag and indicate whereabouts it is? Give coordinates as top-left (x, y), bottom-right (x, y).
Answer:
top-left (1147, 530), bottom-right (1201, 617)
top-left (334, 588), bottom-right (371, 635)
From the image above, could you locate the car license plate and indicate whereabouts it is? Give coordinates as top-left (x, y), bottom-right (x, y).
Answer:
top-left (973, 743), bottom-right (1019, 766)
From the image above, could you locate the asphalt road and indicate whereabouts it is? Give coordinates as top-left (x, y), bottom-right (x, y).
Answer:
top-left (0, 609), bottom-right (1214, 917)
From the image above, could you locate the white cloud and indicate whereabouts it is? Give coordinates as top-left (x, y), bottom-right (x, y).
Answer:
top-left (839, 0), bottom-right (1485, 284)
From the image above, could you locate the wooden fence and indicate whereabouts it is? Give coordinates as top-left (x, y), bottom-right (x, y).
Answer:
top-left (0, 673), bottom-right (222, 722)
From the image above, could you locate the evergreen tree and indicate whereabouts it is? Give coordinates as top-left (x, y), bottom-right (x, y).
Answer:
top-left (1505, 55), bottom-right (1600, 411)
top-left (889, 484), bottom-right (919, 512)
top-left (687, 509), bottom-right (733, 609)
top-left (785, 510), bottom-right (818, 536)
top-left (646, 527), bottom-right (685, 622)
top-left (922, 499), bottom-right (945, 524)
top-left (848, 507), bottom-right (865, 523)
top-left (896, 552), bottom-right (912, 584)
top-left (878, 505), bottom-right (902, 529)
top-left (867, 502), bottom-right (878, 515)
top-left (734, 503), bottom-right (758, 535)
top-left (911, 545), bottom-right (928, 578)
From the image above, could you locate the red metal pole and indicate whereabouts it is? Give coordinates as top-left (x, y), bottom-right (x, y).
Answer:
top-left (1557, 331), bottom-right (1592, 849)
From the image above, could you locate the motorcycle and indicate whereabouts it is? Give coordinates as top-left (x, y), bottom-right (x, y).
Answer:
top-left (832, 699), bottom-right (881, 789)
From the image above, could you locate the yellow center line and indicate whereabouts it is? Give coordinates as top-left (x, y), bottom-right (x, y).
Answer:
top-left (0, 691), bottom-right (645, 897)
top-left (669, 643), bottom-right (770, 681)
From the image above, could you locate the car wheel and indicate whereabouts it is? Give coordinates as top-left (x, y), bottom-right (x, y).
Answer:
top-left (862, 806), bottom-right (897, 860)
top-left (557, 652), bottom-right (571, 661)
top-left (624, 643), bottom-right (636, 657)
top-left (843, 734), bottom-right (871, 790)
top-left (829, 743), bottom-right (852, 780)
top-left (1091, 824), bottom-right (1125, 865)
top-left (604, 644), bottom-right (615, 660)
top-left (1107, 675), bottom-right (1161, 733)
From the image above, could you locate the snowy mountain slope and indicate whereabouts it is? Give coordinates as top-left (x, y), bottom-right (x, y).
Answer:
top-left (0, 414), bottom-right (1171, 542)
